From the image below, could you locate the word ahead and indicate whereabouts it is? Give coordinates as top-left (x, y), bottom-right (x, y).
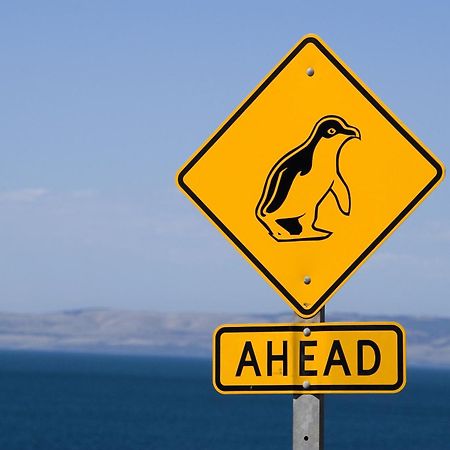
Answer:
top-left (213, 323), bottom-right (405, 394)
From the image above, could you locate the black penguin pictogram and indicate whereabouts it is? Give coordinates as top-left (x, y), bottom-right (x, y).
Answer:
top-left (256, 115), bottom-right (361, 241)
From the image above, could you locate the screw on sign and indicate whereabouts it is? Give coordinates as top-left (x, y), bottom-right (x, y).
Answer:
top-left (176, 34), bottom-right (445, 450)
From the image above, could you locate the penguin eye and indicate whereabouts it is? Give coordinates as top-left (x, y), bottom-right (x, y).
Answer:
top-left (328, 128), bottom-right (336, 135)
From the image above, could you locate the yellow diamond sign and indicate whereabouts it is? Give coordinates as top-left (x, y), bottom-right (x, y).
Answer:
top-left (176, 34), bottom-right (445, 318)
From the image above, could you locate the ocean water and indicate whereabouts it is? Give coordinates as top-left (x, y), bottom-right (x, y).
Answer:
top-left (0, 351), bottom-right (448, 450)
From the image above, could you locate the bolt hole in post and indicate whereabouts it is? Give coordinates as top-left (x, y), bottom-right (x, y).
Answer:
top-left (304, 436), bottom-right (309, 441)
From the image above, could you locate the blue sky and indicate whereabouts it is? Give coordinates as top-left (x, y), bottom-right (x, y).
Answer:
top-left (0, 1), bottom-right (449, 317)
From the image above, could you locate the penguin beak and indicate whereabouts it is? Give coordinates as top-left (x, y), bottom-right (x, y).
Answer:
top-left (345, 125), bottom-right (361, 140)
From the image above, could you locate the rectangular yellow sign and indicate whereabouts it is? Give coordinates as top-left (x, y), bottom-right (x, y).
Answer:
top-left (213, 322), bottom-right (405, 394)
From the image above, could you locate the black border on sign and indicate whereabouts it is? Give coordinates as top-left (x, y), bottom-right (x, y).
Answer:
top-left (177, 36), bottom-right (443, 317)
top-left (214, 324), bottom-right (405, 393)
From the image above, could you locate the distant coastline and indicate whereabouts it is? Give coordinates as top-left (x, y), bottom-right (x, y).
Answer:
top-left (0, 309), bottom-right (448, 368)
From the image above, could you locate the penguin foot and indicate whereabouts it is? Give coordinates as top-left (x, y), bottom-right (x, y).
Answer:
top-left (270, 229), bottom-right (332, 242)
top-left (297, 227), bottom-right (332, 240)
top-left (268, 217), bottom-right (332, 242)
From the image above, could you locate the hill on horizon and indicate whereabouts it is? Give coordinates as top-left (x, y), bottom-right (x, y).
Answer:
top-left (0, 308), bottom-right (448, 368)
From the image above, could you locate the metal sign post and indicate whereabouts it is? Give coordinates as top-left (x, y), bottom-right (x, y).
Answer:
top-left (293, 310), bottom-right (324, 450)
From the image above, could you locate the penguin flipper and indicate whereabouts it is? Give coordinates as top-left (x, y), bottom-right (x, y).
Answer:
top-left (330, 175), bottom-right (351, 215)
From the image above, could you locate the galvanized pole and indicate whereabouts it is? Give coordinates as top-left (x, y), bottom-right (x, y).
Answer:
top-left (293, 309), bottom-right (324, 450)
